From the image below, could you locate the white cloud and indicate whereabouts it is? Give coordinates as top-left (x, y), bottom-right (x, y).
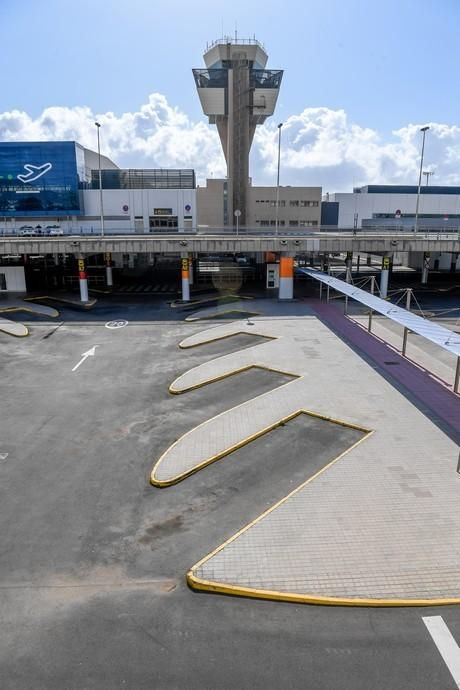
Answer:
top-left (1, 95), bottom-right (459, 192)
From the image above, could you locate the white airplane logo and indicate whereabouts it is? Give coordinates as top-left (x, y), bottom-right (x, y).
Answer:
top-left (17, 162), bottom-right (53, 184)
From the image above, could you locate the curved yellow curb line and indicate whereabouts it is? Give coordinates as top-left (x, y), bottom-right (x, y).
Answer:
top-left (179, 330), bottom-right (276, 350)
top-left (0, 306), bottom-right (60, 318)
top-left (186, 575), bottom-right (460, 608)
top-left (25, 295), bottom-right (96, 309)
top-left (185, 309), bottom-right (260, 322)
top-left (0, 323), bottom-right (29, 337)
top-left (169, 363), bottom-right (296, 394)
top-left (151, 404), bottom-right (368, 488)
top-left (170, 294), bottom-right (254, 309)
top-left (186, 429), bottom-right (460, 609)
top-left (186, 425), bottom-right (460, 605)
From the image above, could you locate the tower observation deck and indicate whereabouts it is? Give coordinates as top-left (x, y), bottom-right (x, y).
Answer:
top-left (193, 37), bottom-right (283, 226)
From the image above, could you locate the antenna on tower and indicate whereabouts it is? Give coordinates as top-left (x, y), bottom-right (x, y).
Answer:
top-left (235, 21), bottom-right (238, 42)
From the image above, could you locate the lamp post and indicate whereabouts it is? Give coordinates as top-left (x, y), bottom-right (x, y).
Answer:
top-left (234, 209), bottom-right (241, 236)
top-left (423, 170), bottom-right (434, 186)
top-left (414, 125), bottom-right (430, 234)
top-left (95, 122), bottom-right (105, 237)
top-left (275, 122), bottom-right (283, 236)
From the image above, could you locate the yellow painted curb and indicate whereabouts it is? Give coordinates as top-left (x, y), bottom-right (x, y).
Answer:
top-left (169, 363), bottom-right (297, 394)
top-left (25, 295), bottom-right (96, 309)
top-left (0, 306), bottom-right (60, 318)
top-left (170, 294), bottom-right (254, 309)
top-left (186, 574), bottom-right (460, 608)
top-left (150, 405), bottom-right (369, 488)
top-left (185, 430), bottom-right (460, 609)
top-left (178, 330), bottom-right (276, 350)
top-left (0, 323), bottom-right (29, 337)
top-left (185, 309), bottom-right (260, 322)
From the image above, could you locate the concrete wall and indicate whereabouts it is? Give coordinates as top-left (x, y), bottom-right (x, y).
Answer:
top-left (82, 189), bottom-right (196, 233)
top-left (197, 179), bottom-right (322, 229)
top-left (0, 266), bottom-right (26, 292)
top-left (248, 186), bottom-right (321, 228)
top-left (327, 192), bottom-right (460, 228)
top-left (197, 179), bottom-right (225, 227)
top-left (0, 189), bottom-right (197, 234)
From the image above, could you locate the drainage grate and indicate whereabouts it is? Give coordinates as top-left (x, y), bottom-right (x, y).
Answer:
top-left (384, 361), bottom-right (400, 366)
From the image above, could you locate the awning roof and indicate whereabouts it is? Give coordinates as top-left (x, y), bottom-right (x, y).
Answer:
top-left (299, 268), bottom-right (460, 358)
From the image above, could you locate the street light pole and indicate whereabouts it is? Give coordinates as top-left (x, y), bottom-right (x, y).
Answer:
top-left (423, 170), bottom-right (434, 186)
top-left (95, 122), bottom-right (105, 237)
top-left (414, 125), bottom-right (429, 234)
top-left (275, 122), bottom-right (283, 236)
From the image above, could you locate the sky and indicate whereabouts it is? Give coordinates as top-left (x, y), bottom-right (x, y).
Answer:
top-left (1, 0), bottom-right (460, 191)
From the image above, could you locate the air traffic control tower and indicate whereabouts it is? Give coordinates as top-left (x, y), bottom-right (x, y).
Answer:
top-left (193, 38), bottom-right (283, 227)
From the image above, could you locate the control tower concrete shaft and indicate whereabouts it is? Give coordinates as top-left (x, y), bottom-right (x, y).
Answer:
top-left (193, 38), bottom-right (283, 227)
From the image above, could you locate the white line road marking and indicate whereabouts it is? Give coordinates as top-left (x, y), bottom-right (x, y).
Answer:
top-left (423, 616), bottom-right (460, 688)
top-left (72, 345), bottom-right (98, 372)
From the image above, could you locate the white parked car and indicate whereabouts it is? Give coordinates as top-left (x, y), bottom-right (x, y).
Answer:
top-left (18, 226), bottom-right (36, 236)
top-left (45, 225), bottom-right (64, 236)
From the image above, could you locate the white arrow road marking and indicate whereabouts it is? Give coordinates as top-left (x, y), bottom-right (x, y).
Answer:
top-left (423, 616), bottom-right (460, 689)
top-left (72, 345), bottom-right (99, 372)
top-left (0, 453), bottom-right (8, 462)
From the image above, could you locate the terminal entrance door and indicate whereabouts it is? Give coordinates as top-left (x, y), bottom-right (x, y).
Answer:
top-left (149, 208), bottom-right (178, 231)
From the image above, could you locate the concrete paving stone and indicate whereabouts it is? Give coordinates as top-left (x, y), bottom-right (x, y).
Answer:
top-left (152, 303), bottom-right (460, 602)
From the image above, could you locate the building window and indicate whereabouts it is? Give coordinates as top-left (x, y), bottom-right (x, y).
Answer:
top-left (300, 200), bottom-right (319, 207)
top-left (260, 220), bottom-right (270, 226)
top-left (289, 200), bottom-right (299, 207)
top-left (279, 220), bottom-right (285, 226)
top-left (299, 220), bottom-right (319, 227)
top-left (279, 200), bottom-right (286, 207)
top-left (0, 273), bottom-right (6, 291)
top-left (149, 215), bottom-right (178, 230)
top-left (289, 220), bottom-right (299, 226)
top-left (270, 200), bottom-right (277, 207)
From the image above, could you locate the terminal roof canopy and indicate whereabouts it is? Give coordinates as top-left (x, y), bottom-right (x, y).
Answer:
top-left (299, 268), bottom-right (460, 358)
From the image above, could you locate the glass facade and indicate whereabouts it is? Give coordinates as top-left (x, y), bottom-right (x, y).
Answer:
top-left (250, 70), bottom-right (283, 89)
top-left (0, 142), bottom-right (83, 216)
top-left (193, 69), bottom-right (228, 89)
top-left (91, 168), bottom-right (196, 190)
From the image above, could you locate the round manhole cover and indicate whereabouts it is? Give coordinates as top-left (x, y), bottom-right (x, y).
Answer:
top-left (105, 319), bottom-right (128, 329)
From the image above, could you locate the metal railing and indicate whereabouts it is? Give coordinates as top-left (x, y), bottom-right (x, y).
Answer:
top-left (0, 226), bottom-right (459, 239)
top-left (206, 37), bottom-right (265, 51)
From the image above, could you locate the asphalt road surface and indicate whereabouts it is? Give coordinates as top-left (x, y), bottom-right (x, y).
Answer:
top-left (1, 302), bottom-right (460, 689)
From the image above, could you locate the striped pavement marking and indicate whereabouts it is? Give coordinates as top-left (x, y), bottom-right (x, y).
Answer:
top-left (423, 616), bottom-right (460, 688)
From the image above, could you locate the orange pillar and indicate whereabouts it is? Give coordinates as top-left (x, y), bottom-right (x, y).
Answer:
top-left (279, 256), bottom-right (294, 299)
top-left (181, 256), bottom-right (190, 301)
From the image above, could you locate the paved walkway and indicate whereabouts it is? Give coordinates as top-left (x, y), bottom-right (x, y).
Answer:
top-left (0, 316), bottom-right (28, 337)
top-left (151, 302), bottom-right (460, 604)
top-left (349, 313), bottom-right (456, 390)
top-left (313, 301), bottom-right (459, 442)
top-left (0, 297), bottom-right (59, 318)
top-left (0, 298), bottom-right (59, 337)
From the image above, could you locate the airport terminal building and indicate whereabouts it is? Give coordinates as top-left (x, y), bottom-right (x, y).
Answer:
top-left (0, 141), bottom-right (197, 235)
